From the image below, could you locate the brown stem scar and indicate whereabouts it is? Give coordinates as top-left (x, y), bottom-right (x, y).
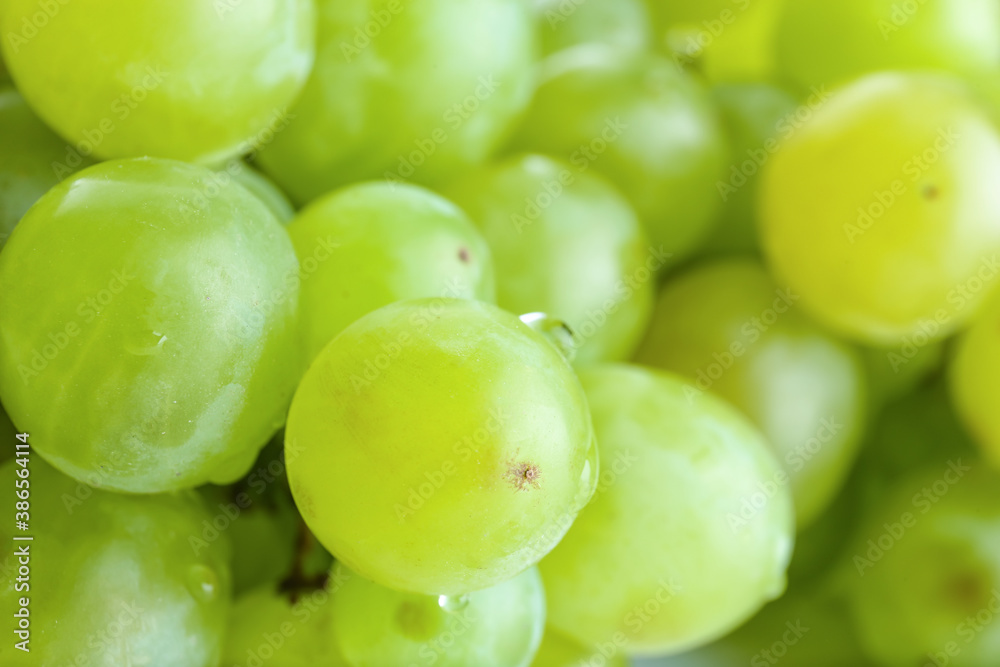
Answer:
top-left (506, 461), bottom-right (541, 491)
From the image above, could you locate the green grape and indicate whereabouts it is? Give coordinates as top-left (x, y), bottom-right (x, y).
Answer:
top-left (950, 299), bottom-right (1000, 469)
top-left (289, 181), bottom-right (495, 363)
top-left (0, 158), bottom-right (300, 492)
top-left (0, 0), bottom-right (315, 163)
top-left (509, 47), bottom-right (729, 261)
top-left (331, 563), bottom-right (546, 666)
top-left (862, 339), bottom-right (944, 411)
top-left (257, 0), bottom-right (538, 205)
top-left (655, 587), bottom-right (875, 667)
top-left (701, 83), bottom-right (798, 256)
top-left (648, 0), bottom-right (785, 83)
top-left (226, 162), bottom-right (296, 225)
top-left (532, 628), bottom-right (628, 667)
top-left (760, 73), bottom-right (1000, 347)
top-left (285, 298), bottom-right (597, 595)
top-left (541, 364), bottom-right (793, 656)
top-left (775, 0), bottom-right (1000, 90)
top-left (533, 0), bottom-right (651, 56)
top-left (0, 457), bottom-right (231, 666)
top-left (635, 258), bottom-right (867, 528)
top-left (446, 154), bottom-right (655, 365)
top-left (0, 85), bottom-right (92, 248)
top-left (843, 462), bottom-right (1000, 666)
top-left (224, 583), bottom-right (346, 667)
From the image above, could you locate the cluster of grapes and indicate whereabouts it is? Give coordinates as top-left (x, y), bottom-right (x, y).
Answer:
top-left (2, 0), bottom-right (1000, 666)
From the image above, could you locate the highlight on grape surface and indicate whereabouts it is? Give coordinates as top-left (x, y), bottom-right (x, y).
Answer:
top-left (2, 0), bottom-right (1000, 666)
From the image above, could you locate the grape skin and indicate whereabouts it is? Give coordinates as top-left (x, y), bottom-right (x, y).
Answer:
top-left (331, 564), bottom-right (545, 667)
top-left (635, 258), bottom-right (868, 528)
top-left (288, 181), bottom-right (495, 364)
top-left (0, 158), bottom-right (301, 493)
top-left (0, 458), bottom-right (231, 666)
top-left (540, 364), bottom-right (793, 655)
top-left (257, 0), bottom-right (539, 205)
top-left (510, 47), bottom-right (729, 263)
top-left (1, 0), bottom-right (316, 164)
top-left (760, 72), bottom-right (1000, 346)
top-left (285, 298), bottom-right (597, 595)
top-left (446, 154), bottom-right (653, 365)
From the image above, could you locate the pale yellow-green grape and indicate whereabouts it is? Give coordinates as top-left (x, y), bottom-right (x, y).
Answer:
top-left (288, 181), bottom-right (495, 364)
top-left (531, 628), bottom-right (628, 667)
top-left (510, 47), bottom-right (728, 262)
top-left (775, 0), bottom-right (1000, 90)
top-left (657, 587), bottom-right (875, 667)
top-left (761, 73), bottom-right (1000, 346)
top-left (0, 158), bottom-right (301, 492)
top-left (950, 298), bottom-right (1000, 469)
top-left (0, 457), bottom-right (231, 666)
top-left (285, 299), bottom-right (597, 595)
top-left (224, 584), bottom-right (346, 667)
top-left (0, 85), bottom-right (92, 248)
top-left (257, 0), bottom-right (538, 205)
top-left (635, 259), bottom-right (867, 528)
top-left (701, 83), bottom-right (798, 256)
top-left (648, 0), bottom-right (786, 83)
top-left (331, 563), bottom-right (545, 666)
top-left (842, 462), bottom-right (1000, 666)
top-left (446, 154), bottom-right (654, 365)
top-left (541, 364), bottom-right (793, 655)
top-left (862, 339), bottom-right (943, 411)
top-left (228, 162), bottom-right (296, 224)
top-left (533, 0), bottom-right (651, 56)
top-left (1, 0), bottom-right (315, 164)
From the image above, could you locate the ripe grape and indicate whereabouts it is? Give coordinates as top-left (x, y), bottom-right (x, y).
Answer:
top-left (1, 0), bottom-right (315, 164)
top-left (635, 258), bottom-right (868, 528)
top-left (510, 47), bottom-right (728, 262)
top-left (0, 158), bottom-right (301, 492)
top-left (775, 0), bottom-right (1000, 89)
top-left (257, 0), bottom-right (538, 204)
top-left (0, 85), bottom-right (92, 248)
top-left (224, 583), bottom-right (346, 667)
top-left (446, 154), bottom-right (654, 365)
top-left (288, 182), bottom-right (495, 363)
top-left (949, 299), bottom-right (1000, 469)
top-left (843, 462), bottom-right (1000, 666)
top-left (0, 457), bottom-right (231, 666)
top-left (701, 83), bottom-right (797, 255)
top-left (540, 364), bottom-right (793, 655)
top-left (285, 298), bottom-right (597, 595)
top-left (533, 0), bottom-right (651, 55)
top-left (760, 73), bottom-right (1000, 346)
top-left (331, 563), bottom-right (545, 666)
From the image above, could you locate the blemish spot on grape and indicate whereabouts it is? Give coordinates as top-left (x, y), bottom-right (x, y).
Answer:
top-left (506, 461), bottom-right (541, 491)
top-left (458, 246), bottom-right (470, 263)
top-left (923, 184), bottom-right (939, 200)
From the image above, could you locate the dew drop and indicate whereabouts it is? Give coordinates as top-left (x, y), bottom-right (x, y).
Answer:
top-left (437, 594), bottom-right (470, 612)
top-left (186, 564), bottom-right (219, 603)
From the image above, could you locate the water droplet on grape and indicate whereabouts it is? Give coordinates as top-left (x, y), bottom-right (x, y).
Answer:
top-left (437, 594), bottom-right (470, 612)
top-left (186, 564), bottom-right (219, 603)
